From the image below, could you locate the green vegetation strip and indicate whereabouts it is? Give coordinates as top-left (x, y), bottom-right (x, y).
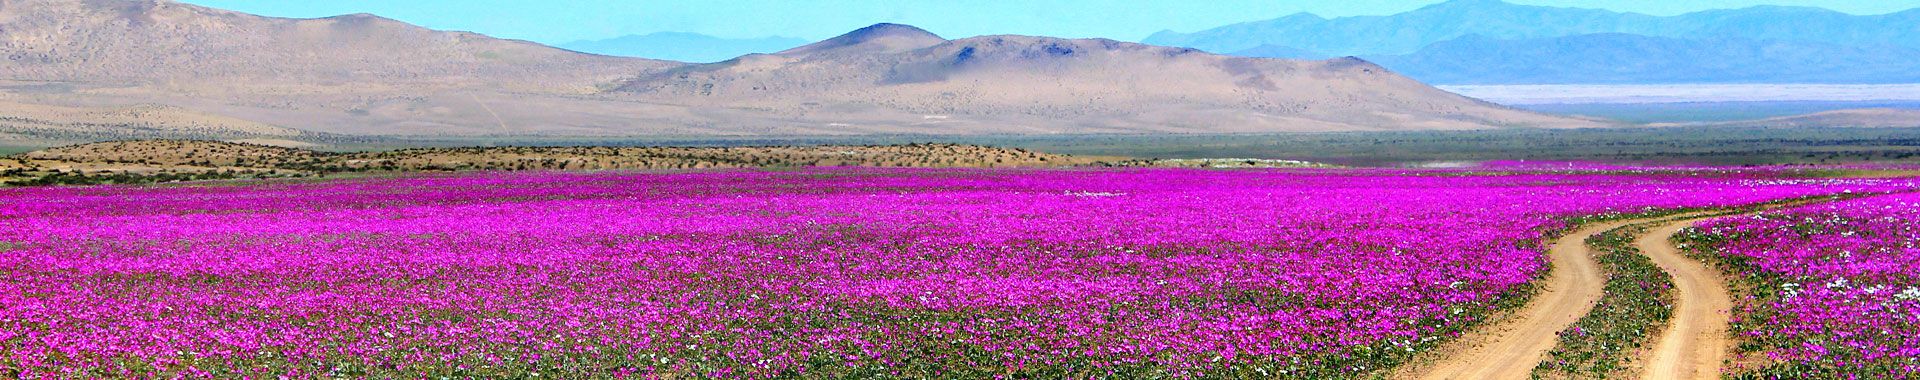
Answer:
top-left (3, 170), bottom-right (305, 187)
top-left (1531, 224), bottom-right (1676, 379)
top-left (1525, 192), bottom-right (1876, 379)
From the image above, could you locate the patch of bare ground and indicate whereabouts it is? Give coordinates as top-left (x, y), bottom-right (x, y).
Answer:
top-left (1410, 196), bottom-right (1866, 380)
top-left (0, 101), bottom-right (309, 144)
top-left (1637, 218), bottom-right (1734, 380)
top-left (1393, 218), bottom-right (1646, 380)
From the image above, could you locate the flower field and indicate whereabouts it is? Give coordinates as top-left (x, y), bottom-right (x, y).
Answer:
top-left (0, 168), bottom-right (1911, 378)
top-left (1683, 192), bottom-right (1920, 378)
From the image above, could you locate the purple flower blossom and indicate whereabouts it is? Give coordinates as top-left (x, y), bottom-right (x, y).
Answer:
top-left (1693, 192), bottom-right (1920, 376)
top-left (0, 168), bottom-right (1907, 378)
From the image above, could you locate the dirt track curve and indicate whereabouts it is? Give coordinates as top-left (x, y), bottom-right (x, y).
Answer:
top-left (1407, 210), bottom-right (1746, 380)
top-left (1638, 218), bottom-right (1733, 380)
top-left (1407, 219), bottom-right (1643, 380)
top-left (1407, 196), bottom-right (1887, 379)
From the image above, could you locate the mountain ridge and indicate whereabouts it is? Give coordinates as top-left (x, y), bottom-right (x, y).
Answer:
top-left (0, 2), bottom-right (1605, 141)
top-left (0, 0), bottom-right (676, 89)
top-left (1364, 33), bottom-right (1920, 84)
top-left (777, 23), bottom-right (947, 57)
top-left (609, 25), bottom-right (1603, 133)
top-left (1146, 0), bottom-right (1920, 57)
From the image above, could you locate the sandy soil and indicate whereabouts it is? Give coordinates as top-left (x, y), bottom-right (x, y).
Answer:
top-left (1404, 219), bottom-right (1642, 380)
top-left (1390, 197), bottom-right (1885, 379)
top-left (1636, 219), bottom-right (1735, 379)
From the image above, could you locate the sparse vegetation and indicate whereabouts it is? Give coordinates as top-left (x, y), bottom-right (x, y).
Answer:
top-left (1676, 195), bottom-right (1920, 378)
top-left (978, 127), bottom-right (1920, 166)
top-left (0, 140), bottom-right (1115, 186)
top-left (1533, 225), bottom-right (1675, 379)
top-left (1097, 158), bottom-right (1334, 169)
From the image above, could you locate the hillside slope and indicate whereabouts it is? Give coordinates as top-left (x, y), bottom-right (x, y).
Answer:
top-left (0, 0), bottom-right (696, 138)
top-left (0, 101), bottom-right (319, 146)
top-left (612, 24), bottom-right (1604, 133)
top-left (0, 2), bottom-right (1603, 140)
top-left (0, 0), bottom-right (672, 90)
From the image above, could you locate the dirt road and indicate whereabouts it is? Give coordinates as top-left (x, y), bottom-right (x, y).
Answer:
top-left (1637, 218), bottom-right (1733, 379)
top-left (1408, 219), bottom-right (1640, 380)
top-left (1408, 197), bottom-right (1870, 379)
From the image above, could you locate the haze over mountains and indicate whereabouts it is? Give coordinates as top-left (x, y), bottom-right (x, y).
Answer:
top-left (1367, 34), bottom-right (1920, 85)
top-left (0, 0), bottom-right (1603, 145)
top-left (1147, 0), bottom-right (1920, 84)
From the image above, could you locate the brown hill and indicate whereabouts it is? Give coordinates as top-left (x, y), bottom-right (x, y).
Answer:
top-left (777, 23), bottom-right (946, 57)
top-left (0, 0), bottom-right (671, 90)
top-left (615, 24), bottom-right (1606, 133)
top-left (0, 2), bottom-right (1605, 143)
top-left (20, 139), bottom-right (318, 167)
top-left (0, 0), bottom-right (691, 138)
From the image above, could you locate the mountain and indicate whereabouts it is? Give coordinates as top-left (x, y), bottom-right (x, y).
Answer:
top-left (0, 0), bottom-right (690, 136)
top-left (559, 32), bottom-right (809, 63)
top-left (0, 0), bottom-right (674, 89)
top-left (1365, 34), bottom-right (1920, 84)
top-left (610, 24), bottom-right (1603, 133)
top-left (1146, 0), bottom-right (1920, 57)
top-left (0, 2), bottom-right (1601, 142)
top-left (1145, 0), bottom-right (1656, 57)
top-left (776, 23), bottom-right (948, 57)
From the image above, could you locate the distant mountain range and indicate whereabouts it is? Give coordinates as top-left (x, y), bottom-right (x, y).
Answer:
top-left (560, 33), bottom-right (809, 63)
top-left (1365, 34), bottom-right (1920, 85)
top-left (1148, 0), bottom-right (1920, 84)
top-left (0, 0), bottom-right (1600, 145)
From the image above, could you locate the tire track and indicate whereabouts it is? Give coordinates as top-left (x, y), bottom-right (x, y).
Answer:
top-left (1408, 219), bottom-right (1646, 380)
top-left (1407, 196), bottom-right (1872, 380)
top-left (1637, 218), bottom-right (1733, 380)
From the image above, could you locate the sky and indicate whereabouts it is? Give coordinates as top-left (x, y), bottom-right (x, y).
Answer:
top-left (180, 0), bottom-right (1920, 45)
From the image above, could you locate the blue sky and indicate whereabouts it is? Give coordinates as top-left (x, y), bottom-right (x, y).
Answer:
top-left (181, 0), bottom-right (1920, 44)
